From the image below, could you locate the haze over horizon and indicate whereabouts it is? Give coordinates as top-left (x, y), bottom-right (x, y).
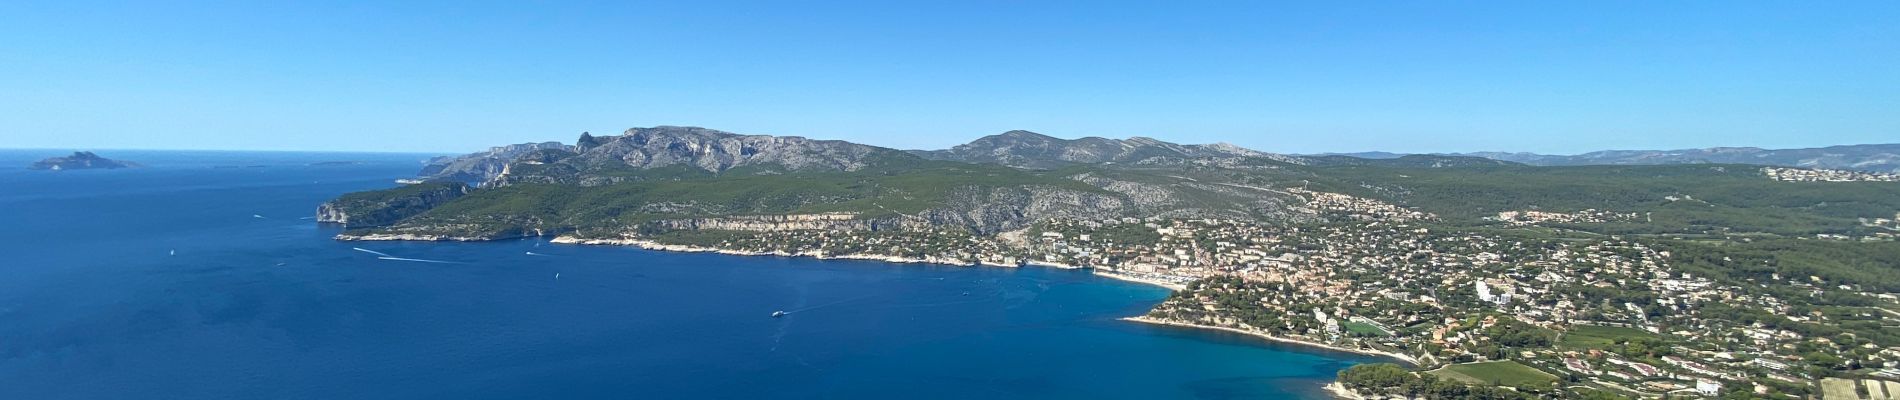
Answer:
top-left (18, 126), bottom-right (1900, 160)
top-left (3, 1), bottom-right (1896, 154)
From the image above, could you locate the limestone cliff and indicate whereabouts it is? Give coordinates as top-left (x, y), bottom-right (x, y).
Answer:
top-left (315, 182), bottom-right (469, 227)
top-left (416, 142), bottom-right (573, 184)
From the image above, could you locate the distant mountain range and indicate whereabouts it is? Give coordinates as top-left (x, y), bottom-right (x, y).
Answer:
top-left (1317, 144), bottom-right (1900, 173)
top-left (422, 129), bottom-right (1900, 186)
top-left (907, 131), bottom-right (1900, 173)
top-left (906, 130), bottom-right (1301, 169)
top-left (320, 125), bottom-right (1900, 244)
top-left (316, 125), bottom-right (1900, 400)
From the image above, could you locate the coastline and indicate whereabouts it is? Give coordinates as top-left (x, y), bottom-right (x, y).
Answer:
top-left (336, 233), bottom-right (500, 242)
top-left (1121, 315), bottom-right (1419, 365)
top-left (1322, 382), bottom-right (1366, 400)
top-left (340, 232), bottom-right (1197, 293)
top-left (346, 231), bottom-right (1388, 396)
top-left (545, 235), bottom-right (1204, 291)
top-left (1089, 269), bottom-right (1189, 291)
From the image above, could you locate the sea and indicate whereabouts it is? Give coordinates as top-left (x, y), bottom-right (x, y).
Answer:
top-left (0, 150), bottom-right (1383, 399)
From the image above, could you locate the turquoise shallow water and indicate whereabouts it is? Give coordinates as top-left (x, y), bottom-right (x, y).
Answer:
top-left (0, 150), bottom-right (1381, 399)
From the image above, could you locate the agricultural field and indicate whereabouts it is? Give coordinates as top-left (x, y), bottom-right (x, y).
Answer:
top-left (1558, 325), bottom-right (1658, 349)
top-left (1427, 360), bottom-right (1557, 388)
top-left (1343, 320), bottom-right (1393, 337)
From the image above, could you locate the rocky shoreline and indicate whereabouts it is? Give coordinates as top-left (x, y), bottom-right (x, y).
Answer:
top-left (335, 233), bottom-right (502, 242)
top-left (1121, 315), bottom-right (1419, 365)
top-left (1121, 316), bottom-right (1418, 400)
top-left (340, 231), bottom-right (1396, 396)
top-left (337, 231), bottom-right (1199, 292)
top-left (1322, 382), bottom-right (1366, 400)
top-left (548, 235), bottom-right (991, 265)
top-left (544, 236), bottom-right (1211, 292)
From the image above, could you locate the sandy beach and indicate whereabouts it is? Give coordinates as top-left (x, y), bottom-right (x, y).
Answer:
top-left (1090, 270), bottom-right (1188, 291)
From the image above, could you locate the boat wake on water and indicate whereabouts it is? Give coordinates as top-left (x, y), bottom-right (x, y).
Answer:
top-left (353, 247), bottom-right (459, 263)
top-left (782, 293), bottom-right (884, 314)
top-left (375, 256), bottom-right (460, 264)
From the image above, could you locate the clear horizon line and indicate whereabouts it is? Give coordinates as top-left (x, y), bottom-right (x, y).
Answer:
top-left (0, 146), bottom-right (457, 155)
top-left (6, 138), bottom-right (1897, 158)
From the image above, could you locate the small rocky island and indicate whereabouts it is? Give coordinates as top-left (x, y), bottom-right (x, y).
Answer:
top-left (29, 151), bottom-right (138, 170)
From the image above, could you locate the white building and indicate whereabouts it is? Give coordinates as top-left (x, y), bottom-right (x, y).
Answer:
top-left (1476, 280), bottom-right (1513, 306)
top-left (1695, 379), bottom-right (1722, 396)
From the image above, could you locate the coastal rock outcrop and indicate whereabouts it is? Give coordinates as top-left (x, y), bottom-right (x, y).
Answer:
top-left (315, 182), bottom-right (469, 227)
top-left (29, 151), bottom-right (138, 170)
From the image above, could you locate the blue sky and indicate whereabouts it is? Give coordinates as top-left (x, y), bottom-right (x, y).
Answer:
top-left (2, 1), bottom-right (1895, 154)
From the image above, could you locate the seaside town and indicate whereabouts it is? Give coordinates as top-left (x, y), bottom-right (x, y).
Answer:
top-left (24, 2), bottom-right (1900, 399)
top-left (1762, 167), bottom-right (1900, 183)
top-left (560, 186), bottom-right (1900, 399)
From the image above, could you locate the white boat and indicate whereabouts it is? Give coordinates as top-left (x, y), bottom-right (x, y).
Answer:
top-left (771, 311), bottom-right (787, 318)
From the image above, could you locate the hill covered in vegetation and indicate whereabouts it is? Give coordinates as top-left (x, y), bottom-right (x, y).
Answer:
top-left (319, 126), bottom-right (1900, 398)
top-left (324, 126), bottom-right (1900, 242)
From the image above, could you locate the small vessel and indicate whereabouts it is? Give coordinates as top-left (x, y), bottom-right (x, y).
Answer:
top-left (771, 311), bottom-right (787, 318)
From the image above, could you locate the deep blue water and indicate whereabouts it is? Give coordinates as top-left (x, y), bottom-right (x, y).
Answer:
top-left (0, 150), bottom-right (1381, 399)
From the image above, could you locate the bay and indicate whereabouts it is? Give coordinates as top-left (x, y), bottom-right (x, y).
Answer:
top-left (0, 150), bottom-right (1382, 399)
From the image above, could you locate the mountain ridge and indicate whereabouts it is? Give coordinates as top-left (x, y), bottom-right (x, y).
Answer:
top-left (1314, 143), bottom-right (1900, 173)
top-left (905, 129), bottom-right (1298, 169)
top-left (414, 126), bottom-right (1900, 187)
top-left (313, 125), bottom-right (1900, 400)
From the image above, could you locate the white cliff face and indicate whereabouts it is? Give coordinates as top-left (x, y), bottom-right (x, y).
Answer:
top-left (312, 182), bottom-right (469, 228)
top-left (315, 202), bottom-right (351, 224)
top-left (318, 126), bottom-right (1327, 241)
top-left (416, 142), bottom-right (574, 184)
top-left (576, 126), bottom-right (895, 173)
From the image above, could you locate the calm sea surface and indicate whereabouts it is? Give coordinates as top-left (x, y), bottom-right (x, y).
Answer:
top-left (0, 150), bottom-right (1382, 399)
